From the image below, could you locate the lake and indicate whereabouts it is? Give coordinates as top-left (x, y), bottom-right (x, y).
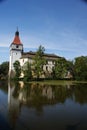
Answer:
top-left (0, 81), bottom-right (87, 130)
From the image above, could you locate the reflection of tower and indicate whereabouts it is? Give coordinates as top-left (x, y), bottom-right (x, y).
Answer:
top-left (9, 29), bottom-right (23, 77)
top-left (8, 82), bottom-right (20, 129)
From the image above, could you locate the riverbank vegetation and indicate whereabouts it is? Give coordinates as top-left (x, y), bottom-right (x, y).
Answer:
top-left (0, 61), bottom-right (9, 80)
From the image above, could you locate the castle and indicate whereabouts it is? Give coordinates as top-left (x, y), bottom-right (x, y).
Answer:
top-left (9, 30), bottom-right (61, 78)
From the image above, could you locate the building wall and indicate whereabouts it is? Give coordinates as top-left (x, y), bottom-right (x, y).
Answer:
top-left (9, 44), bottom-right (23, 77)
top-left (10, 44), bottom-right (23, 50)
top-left (20, 57), bottom-right (55, 78)
top-left (10, 50), bottom-right (22, 70)
top-left (20, 57), bottom-right (55, 72)
top-left (20, 58), bottom-right (34, 67)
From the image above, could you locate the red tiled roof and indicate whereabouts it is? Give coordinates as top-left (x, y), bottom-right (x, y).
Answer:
top-left (13, 35), bottom-right (22, 44)
top-left (12, 30), bottom-right (22, 44)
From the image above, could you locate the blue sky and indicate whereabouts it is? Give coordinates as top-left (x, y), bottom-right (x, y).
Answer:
top-left (0, 0), bottom-right (87, 63)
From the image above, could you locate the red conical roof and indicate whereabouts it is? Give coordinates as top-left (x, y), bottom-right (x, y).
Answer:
top-left (12, 30), bottom-right (22, 44)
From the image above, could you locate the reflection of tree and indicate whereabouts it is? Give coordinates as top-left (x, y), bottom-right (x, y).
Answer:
top-left (74, 83), bottom-right (87, 104)
top-left (9, 82), bottom-right (87, 111)
top-left (54, 86), bottom-right (68, 103)
top-left (0, 80), bottom-right (8, 93)
top-left (8, 81), bottom-right (87, 129)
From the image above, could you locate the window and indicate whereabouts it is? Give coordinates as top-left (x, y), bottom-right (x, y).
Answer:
top-left (46, 66), bottom-right (48, 71)
top-left (16, 45), bottom-right (19, 48)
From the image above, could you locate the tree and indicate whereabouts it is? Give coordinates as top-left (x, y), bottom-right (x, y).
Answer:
top-left (66, 60), bottom-right (74, 78)
top-left (54, 57), bottom-right (67, 79)
top-left (33, 45), bottom-right (46, 79)
top-left (22, 62), bottom-right (32, 81)
top-left (36, 45), bottom-right (45, 57)
top-left (13, 60), bottom-right (21, 80)
top-left (0, 61), bottom-right (9, 79)
top-left (74, 56), bottom-right (87, 80)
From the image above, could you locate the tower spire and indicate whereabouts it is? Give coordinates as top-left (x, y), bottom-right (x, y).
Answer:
top-left (12, 28), bottom-right (22, 44)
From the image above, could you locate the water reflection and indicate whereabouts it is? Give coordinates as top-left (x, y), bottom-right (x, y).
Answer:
top-left (7, 81), bottom-right (87, 130)
top-left (8, 82), bottom-right (87, 106)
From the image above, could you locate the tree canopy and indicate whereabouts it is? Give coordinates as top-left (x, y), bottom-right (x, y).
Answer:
top-left (74, 56), bottom-right (87, 80)
top-left (0, 61), bottom-right (9, 80)
top-left (13, 60), bottom-right (21, 80)
top-left (22, 61), bottom-right (32, 81)
top-left (33, 45), bottom-right (46, 79)
top-left (54, 58), bottom-right (67, 79)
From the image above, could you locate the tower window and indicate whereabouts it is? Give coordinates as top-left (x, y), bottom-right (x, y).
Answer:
top-left (16, 45), bottom-right (19, 48)
top-left (46, 66), bottom-right (48, 71)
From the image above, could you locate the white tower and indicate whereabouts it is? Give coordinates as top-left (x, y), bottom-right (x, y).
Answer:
top-left (9, 30), bottom-right (23, 77)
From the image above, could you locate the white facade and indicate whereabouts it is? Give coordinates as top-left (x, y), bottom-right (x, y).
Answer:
top-left (20, 58), bottom-right (34, 67)
top-left (9, 44), bottom-right (23, 71)
top-left (43, 62), bottom-right (54, 72)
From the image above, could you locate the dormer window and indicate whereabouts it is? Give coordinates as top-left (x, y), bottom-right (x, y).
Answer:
top-left (16, 45), bottom-right (19, 48)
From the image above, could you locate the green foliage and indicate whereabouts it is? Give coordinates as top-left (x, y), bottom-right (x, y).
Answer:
top-left (53, 58), bottom-right (74, 79)
top-left (13, 60), bottom-right (21, 80)
top-left (33, 45), bottom-right (46, 78)
top-left (66, 60), bottom-right (74, 77)
top-left (74, 56), bottom-right (87, 80)
top-left (22, 62), bottom-right (32, 81)
top-left (36, 45), bottom-right (45, 57)
top-left (54, 58), bottom-right (67, 79)
top-left (0, 61), bottom-right (9, 79)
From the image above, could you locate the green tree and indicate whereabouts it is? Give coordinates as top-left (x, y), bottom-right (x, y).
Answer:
top-left (22, 62), bottom-right (32, 81)
top-left (33, 45), bottom-right (46, 79)
top-left (54, 58), bottom-right (67, 79)
top-left (13, 60), bottom-right (21, 80)
top-left (66, 60), bottom-right (74, 78)
top-left (74, 56), bottom-right (87, 80)
top-left (0, 61), bottom-right (9, 79)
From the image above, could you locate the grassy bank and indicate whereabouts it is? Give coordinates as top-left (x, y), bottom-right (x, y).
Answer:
top-left (24, 79), bottom-right (87, 86)
top-left (27, 80), bottom-right (74, 86)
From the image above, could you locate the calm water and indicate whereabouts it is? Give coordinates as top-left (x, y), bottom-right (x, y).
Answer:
top-left (0, 81), bottom-right (87, 130)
